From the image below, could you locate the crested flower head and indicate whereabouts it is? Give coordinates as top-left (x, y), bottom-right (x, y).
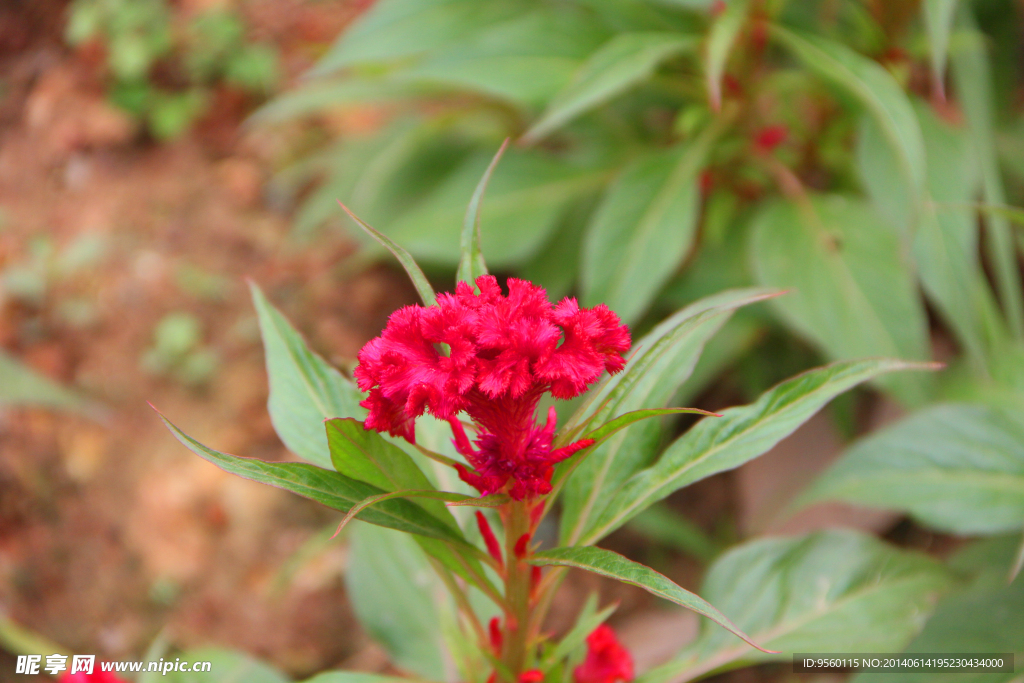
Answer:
top-left (573, 625), bottom-right (634, 683)
top-left (355, 275), bottom-right (630, 499)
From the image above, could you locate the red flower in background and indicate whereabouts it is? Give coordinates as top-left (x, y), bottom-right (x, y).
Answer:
top-left (355, 275), bottom-right (630, 499)
top-left (574, 625), bottom-right (634, 683)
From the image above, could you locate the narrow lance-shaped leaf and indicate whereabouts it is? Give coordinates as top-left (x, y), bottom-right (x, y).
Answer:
top-left (456, 139), bottom-right (507, 285)
top-left (338, 200), bottom-right (436, 306)
top-left (771, 25), bottom-right (926, 195)
top-left (332, 488), bottom-right (504, 538)
top-left (581, 123), bottom-right (723, 325)
top-left (0, 350), bottom-right (91, 414)
top-left (251, 282), bottom-right (364, 468)
top-left (951, 12), bottom-right (1024, 339)
top-left (923, 0), bottom-right (958, 101)
top-left (749, 195), bottom-right (932, 407)
top-left (644, 531), bottom-right (952, 683)
top-left (523, 32), bottom-right (696, 142)
top-left (580, 359), bottom-right (936, 545)
top-left (530, 545), bottom-right (776, 654)
top-left (559, 289), bottom-right (780, 545)
top-left (154, 408), bottom-right (471, 546)
top-left (798, 403), bottom-right (1024, 536)
top-left (547, 407), bottom-right (720, 509)
top-left (705, 0), bottom-right (748, 111)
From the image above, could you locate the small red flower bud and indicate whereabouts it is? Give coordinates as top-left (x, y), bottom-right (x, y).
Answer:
top-left (753, 125), bottom-right (788, 154)
top-left (520, 670), bottom-right (544, 683)
top-left (476, 511), bottom-right (504, 569)
top-left (574, 625), bottom-right (634, 683)
top-left (530, 565), bottom-right (543, 596)
top-left (514, 533), bottom-right (531, 559)
top-left (710, 0), bottom-right (726, 17)
top-left (489, 616), bottom-right (503, 651)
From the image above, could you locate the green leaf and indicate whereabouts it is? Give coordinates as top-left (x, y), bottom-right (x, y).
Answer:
top-left (581, 128), bottom-right (717, 325)
top-left (580, 358), bottom-right (932, 545)
top-left (300, 674), bottom-right (412, 683)
top-left (251, 283), bottom-right (364, 468)
top-left (858, 105), bottom-right (1001, 372)
top-left (398, 7), bottom-right (609, 108)
top-left (627, 505), bottom-right (721, 563)
top-left (852, 546), bottom-right (1024, 683)
top-left (705, 0), bottom-right (747, 110)
top-left (156, 410), bottom-right (468, 545)
top-left (523, 32), bottom-right (695, 142)
top-left (326, 418), bottom-right (434, 492)
top-left (337, 201), bottom-right (436, 306)
top-left (457, 139), bottom-right (507, 285)
top-left (385, 150), bottom-right (611, 268)
top-left (312, 0), bottom-right (520, 74)
top-left (749, 195), bottom-right (931, 406)
top-left (163, 647), bottom-right (289, 683)
top-left (332, 489), bottom-right (489, 546)
top-left (951, 12), bottom-right (1024, 339)
top-left (346, 524), bottom-right (449, 679)
top-left (530, 545), bottom-right (774, 653)
top-left (650, 531), bottom-right (951, 681)
top-left (560, 288), bottom-right (778, 545)
top-left (923, 0), bottom-right (958, 100)
top-left (799, 403), bottom-right (1024, 535)
top-left (0, 350), bottom-right (90, 413)
top-left (772, 26), bottom-right (925, 193)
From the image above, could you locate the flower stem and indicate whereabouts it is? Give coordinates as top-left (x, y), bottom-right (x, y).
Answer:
top-left (502, 500), bottom-right (531, 680)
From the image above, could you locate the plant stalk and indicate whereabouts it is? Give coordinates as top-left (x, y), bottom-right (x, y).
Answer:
top-left (501, 500), bottom-right (531, 680)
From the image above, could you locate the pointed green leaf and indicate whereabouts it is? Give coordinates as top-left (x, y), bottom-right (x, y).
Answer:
top-left (923, 0), bottom-right (958, 100)
top-left (560, 288), bottom-right (779, 545)
top-left (580, 359), bottom-right (934, 545)
top-left (523, 32), bottom-right (695, 142)
top-left (0, 350), bottom-right (90, 414)
top-left (346, 524), bottom-right (449, 679)
top-left (338, 201), bottom-right (436, 306)
top-left (705, 0), bottom-right (747, 110)
top-left (951, 13), bottom-right (1024, 339)
top-left (162, 648), bottom-right (289, 683)
top-left (251, 283), bottom-right (365, 468)
top-left (772, 25), bottom-right (925, 193)
top-left (581, 130), bottom-right (717, 325)
top-left (332, 489), bottom-right (488, 538)
top-left (857, 105), bottom-right (1001, 372)
top-left (311, 0), bottom-right (521, 74)
top-left (650, 531), bottom-right (951, 681)
top-left (385, 150), bottom-right (612, 268)
top-left (301, 674), bottom-right (412, 683)
top-left (530, 545), bottom-right (774, 653)
top-left (155, 410), bottom-right (469, 546)
top-left (327, 417), bottom-right (434, 492)
top-left (749, 195), bottom-right (931, 407)
top-left (800, 403), bottom-right (1024, 535)
top-left (457, 139), bottom-right (507, 285)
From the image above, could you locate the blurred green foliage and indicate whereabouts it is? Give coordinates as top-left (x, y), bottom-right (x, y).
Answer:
top-left (141, 311), bottom-right (218, 387)
top-left (66, 0), bottom-right (280, 139)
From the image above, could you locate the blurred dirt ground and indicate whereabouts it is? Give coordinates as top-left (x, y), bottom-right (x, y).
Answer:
top-left (0, 0), bottom-right (421, 677)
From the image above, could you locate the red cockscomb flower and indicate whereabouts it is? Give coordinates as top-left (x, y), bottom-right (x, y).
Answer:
top-left (355, 275), bottom-right (630, 500)
top-left (574, 625), bottom-right (634, 683)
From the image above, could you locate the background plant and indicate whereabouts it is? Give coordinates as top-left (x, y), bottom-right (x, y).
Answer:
top-left (66, 0), bottom-right (280, 139)
top-left (236, 0), bottom-right (1024, 678)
